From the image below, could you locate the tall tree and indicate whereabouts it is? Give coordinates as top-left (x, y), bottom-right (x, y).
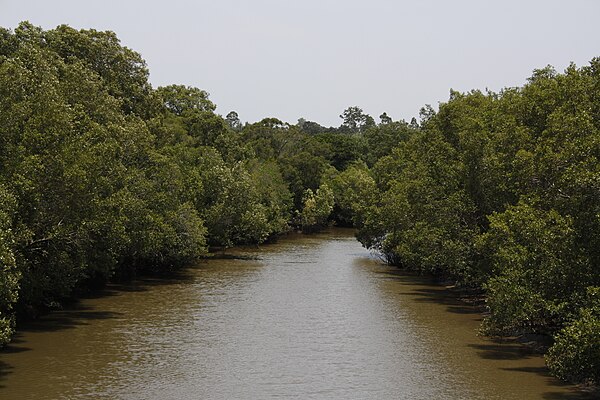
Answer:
top-left (339, 106), bottom-right (375, 132)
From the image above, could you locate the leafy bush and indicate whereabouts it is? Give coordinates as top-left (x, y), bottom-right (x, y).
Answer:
top-left (547, 287), bottom-right (600, 384)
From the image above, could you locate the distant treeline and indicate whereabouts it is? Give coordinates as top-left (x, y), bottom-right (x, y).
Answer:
top-left (0, 22), bottom-right (598, 385)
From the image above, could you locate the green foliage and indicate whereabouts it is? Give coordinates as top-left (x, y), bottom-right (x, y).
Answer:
top-left (0, 23), bottom-right (293, 345)
top-left (362, 120), bottom-right (416, 165)
top-left (278, 139), bottom-right (330, 210)
top-left (247, 160), bottom-right (293, 237)
top-left (0, 186), bottom-right (19, 346)
top-left (478, 202), bottom-right (583, 335)
top-left (156, 84), bottom-right (215, 115)
top-left (190, 148), bottom-right (291, 246)
top-left (546, 287), bottom-right (600, 384)
top-left (296, 118), bottom-right (326, 135)
top-left (42, 23), bottom-right (158, 117)
top-left (301, 183), bottom-right (335, 232)
top-left (327, 162), bottom-right (377, 227)
top-left (355, 58), bottom-right (600, 384)
top-left (339, 106), bottom-right (375, 132)
top-left (314, 132), bottom-right (366, 170)
top-left (359, 130), bottom-right (477, 279)
top-left (242, 118), bottom-right (302, 160)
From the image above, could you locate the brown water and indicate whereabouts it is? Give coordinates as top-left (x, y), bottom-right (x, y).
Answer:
top-left (0, 229), bottom-right (591, 399)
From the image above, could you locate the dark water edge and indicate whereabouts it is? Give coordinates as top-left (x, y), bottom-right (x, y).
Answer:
top-left (0, 228), bottom-right (596, 399)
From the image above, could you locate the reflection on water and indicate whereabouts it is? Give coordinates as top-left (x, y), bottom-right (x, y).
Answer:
top-left (0, 229), bottom-right (592, 399)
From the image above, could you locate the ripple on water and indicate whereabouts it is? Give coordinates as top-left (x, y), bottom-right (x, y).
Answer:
top-left (0, 229), bottom-right (592, 400)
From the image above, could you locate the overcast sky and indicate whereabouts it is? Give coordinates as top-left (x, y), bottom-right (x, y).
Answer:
top-left (1, 0), bottom-right (599, 126)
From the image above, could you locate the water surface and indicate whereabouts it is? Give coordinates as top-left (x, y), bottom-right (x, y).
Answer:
top-left (0, 229), bottom-right (590, 399)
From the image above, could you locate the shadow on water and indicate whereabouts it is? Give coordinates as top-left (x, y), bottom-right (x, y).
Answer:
top-left (16, 268), bottom-right (198, 335)
top-left (371, 267), bottom-right (599, 399)
top-left (0, 360), bottom-right (14, 388)
top-left (542, 392), bottom-right (599, 400)
top-left (468, 341), bottom-right (537, 360)
top-left (0, 267), bottom-right (199, 387)
top-left (373, 269), bottom-right (483, 316)
top-left (498, 366), bottom-right (599, 400)
top-left (0, 336), bottom-right (33, 387)
top-left (202, 253), bottom-right (261, 261)
top-left (0, 305), bottom-right (121, 387)
top-left (20, 307), bottom-right (123, 333)
top-left (409, 287), bottom-right (483, 315)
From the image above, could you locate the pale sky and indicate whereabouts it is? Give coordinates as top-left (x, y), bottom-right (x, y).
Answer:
top-left (1, 0), bottom-right (599, 126)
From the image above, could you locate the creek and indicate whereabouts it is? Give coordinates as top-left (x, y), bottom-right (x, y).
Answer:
top-left (0, 228), bottom-right (589, 399)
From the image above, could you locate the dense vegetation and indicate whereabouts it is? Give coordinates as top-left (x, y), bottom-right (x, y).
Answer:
top-left (350, 64), bottom-right (600, 386)
top-left (0, 22), bottom-right (598, 385)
